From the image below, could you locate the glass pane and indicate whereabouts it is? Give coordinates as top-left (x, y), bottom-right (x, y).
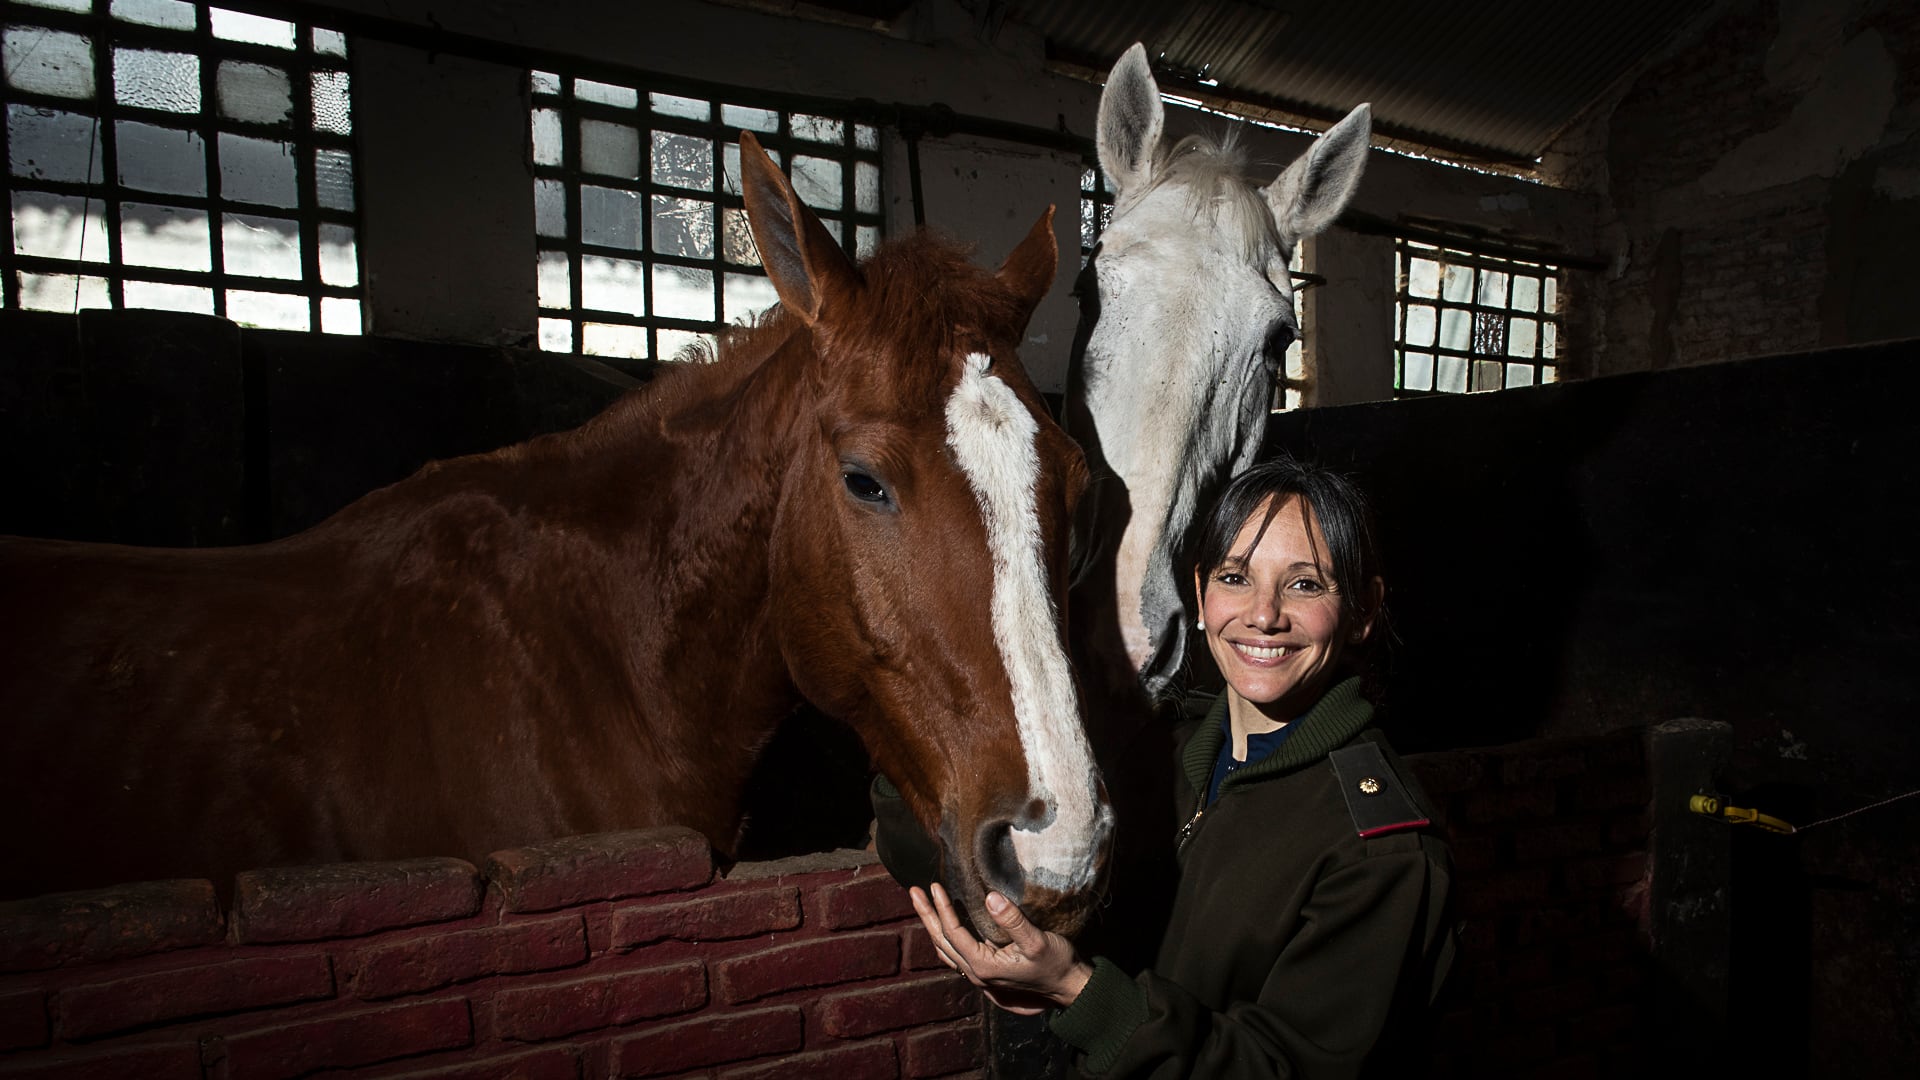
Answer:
top-left (219, 133), bottom-right (297, 207)
top-left (125, 279), bottom-right (212, 313)
top-left (20, 271), bottom-right (110, 311)
top-left (1437, 308), bottom-right (1470, 351)
top-left (723, 272), bottom-right (777, 321)
top-left (1506, 363), bottom-right (1536, 388)
top-left (581, 254), bottom-right (644, 314)
top-left (5, 28), bottom-right (94, 99)
top-left (318, 223), bottom-right (356, 286)
top-left (112, 0), bottom-right (197, 31)
top-left (12, 191), bottom-right (109, 261)
top-left (218, 61), bottom-right (292, 125)
top-left (791, 155), bottom-right (841, 210)
top-left (315, 147), bottom-right (353, 209)
top-left (791, 114), bottom-right (843, 143)
top-left (855, 161), bottom-right (879, 214)
top-left (722, 104), bottom-right (777, 132)
top-left (226, 288), bottom-right (307, 330)
top-left (1542, 322), bottom-right (1557, 359)
top-left (657, 328), bottom-right (708, 362)
top-left (1403, 303), bottom-right (1435, 347)
top-left (1543, 276), bottom-right (1559, 313)
top-left (720, 142), bottom-right (779, 196)
top-left (321, 296), bottom-right (360, 334)
top-left (537, 250), bottom-right (570, 309)
top-left (582, 322), bottom-right (646, 358)
top-left (652, 131), bottom-right (711, 190)
top-left (121, 201), bottom-right (210, 270)
top-left (856, 124), bottom-right (877, 151)
top-left (579, 119), bottom-right (638, 179)
top-left (580, 185), bottom-right (641, 249)
top-left (312, 29), bottom-right (347, 57)
top-left (1470, 359), bottom-right (1502, 392)
top-left (115, 48), bottom-right (200, 113)
top-left (650, 92), bottom-right (708, 120)
top-left (1400, 351), bottom-right (1433, 392)
top-left (1507, 317), bottom-right (1538, 358)
top-left (534, 177), bottom-right (566, 238)
top-left (117, 120), bottom-right (204, 195)
top-left (1283, 387), bottom-right (1302, 411)
top-left (531, 108), bottom-right (562, 167)
top-left (575, 79), bottom-right (636, 109)
top-left (19, 0), bottom-right (93, 12)
top-left (1405, 255), bottom-right (1438, 299)
top-left (538, 316), bottom-right (572, 352)
top-left (1541, 365), bottom-right (1559, 384)
top-left (11, 106), bottom-right (105, 182)
top-left (1432, 355), bottom-right (1465, 394)
top-left (650, 195), bottom-right (713, 259)
top-left (818, 216), bottom-right (843, 246)
top-left (311, 69), bottom-right (350, 134)
top-left (652, 264), bottom-right (713, 322)
top-left (530, 70), bottom-right (560, 96)
top-left (855, 225), bottom-right (878, 260)
top-left (722, 206), bottom-right (757, 265)
top-left (1439, 263), bottom-right (1472, 303)
top-left (1476, 269), bottom-right (1508, 307)
top-left (1079, 200), bottom-right (1096, 251)
top-left (1511, 275), bottom-right (1540, 313)
top-left (211, 8), bottom-right (295, 49)
top-left (222, 212), bottom-right (301, 279)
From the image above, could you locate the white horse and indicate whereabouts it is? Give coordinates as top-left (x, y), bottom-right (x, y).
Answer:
top-left (1064, 43), bottom-right (1373, 709)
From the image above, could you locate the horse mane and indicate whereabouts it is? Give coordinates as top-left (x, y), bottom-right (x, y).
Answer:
top-left (1146, 129), bottom-right (1285, 263)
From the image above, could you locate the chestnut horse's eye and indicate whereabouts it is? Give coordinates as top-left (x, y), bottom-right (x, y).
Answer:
top-left (843, 471), bottom-right (889, 504)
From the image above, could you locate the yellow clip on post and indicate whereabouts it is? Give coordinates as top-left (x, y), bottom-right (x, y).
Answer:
top-left (1687, 794), bottom-right (1796, 834)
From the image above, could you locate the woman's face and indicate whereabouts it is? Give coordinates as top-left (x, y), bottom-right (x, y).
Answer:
top-left (1195, 495), bottom-right (1372, 723)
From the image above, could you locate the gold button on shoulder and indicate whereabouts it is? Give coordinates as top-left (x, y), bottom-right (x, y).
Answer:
top-left (1357, 777), bottom-right (1382, 796)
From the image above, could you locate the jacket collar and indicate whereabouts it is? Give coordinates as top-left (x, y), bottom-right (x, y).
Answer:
top-left (1180, 676), bottom-right (1374, 795)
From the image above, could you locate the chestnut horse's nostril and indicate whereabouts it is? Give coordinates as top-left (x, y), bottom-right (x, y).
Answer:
top-left (975, 819), bottom-right (1026, 905)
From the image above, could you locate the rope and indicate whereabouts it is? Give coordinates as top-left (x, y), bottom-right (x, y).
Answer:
top-left (1794, 787), bottom-right (1920, 833)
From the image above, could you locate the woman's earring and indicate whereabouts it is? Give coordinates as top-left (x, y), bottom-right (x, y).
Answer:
top-left (1195, 615), bottom-right (1205, 631)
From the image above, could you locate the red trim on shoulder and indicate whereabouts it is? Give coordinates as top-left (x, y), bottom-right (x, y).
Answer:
top-left (1358, 817), bottom-right (1430, 839)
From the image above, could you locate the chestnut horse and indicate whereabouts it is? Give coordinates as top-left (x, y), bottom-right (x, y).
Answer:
top-left (0, 133), bottom-right (1112, 937)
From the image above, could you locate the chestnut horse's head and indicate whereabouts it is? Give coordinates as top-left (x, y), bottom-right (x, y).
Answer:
top-left (737, 132), bottom-right (1111, 939)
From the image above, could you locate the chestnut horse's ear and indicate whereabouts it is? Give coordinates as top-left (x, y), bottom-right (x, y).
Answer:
top-left (996, 205), bottom-right (1057, 329)
top-left (737, 130), bottom-right (859, 326)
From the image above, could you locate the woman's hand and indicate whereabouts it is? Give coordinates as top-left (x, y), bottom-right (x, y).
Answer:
top-left (909, 883), bottom-right (1094, 1016)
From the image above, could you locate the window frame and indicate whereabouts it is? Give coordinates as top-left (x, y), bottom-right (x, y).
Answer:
top-left (1393, 236), bottom-right (1563, 397)
top-left (530, 69), bottom-right (884, 371)
top-left (2, 0), bottom-right (363, 331)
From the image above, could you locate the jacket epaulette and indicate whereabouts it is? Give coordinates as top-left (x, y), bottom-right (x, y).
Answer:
top-left (1327, 741), bottom-right (1431, 838)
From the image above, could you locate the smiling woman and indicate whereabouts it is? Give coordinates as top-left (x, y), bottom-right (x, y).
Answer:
top-left (896, 455), bottom-right (1457, 1079)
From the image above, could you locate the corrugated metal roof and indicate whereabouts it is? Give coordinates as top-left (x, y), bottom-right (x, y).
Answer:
top-left (1006, 0), bottom-right (1716, 166)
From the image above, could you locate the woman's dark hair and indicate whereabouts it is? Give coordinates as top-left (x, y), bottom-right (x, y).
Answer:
top-left (1192, 454), bottom-right (1389, 684)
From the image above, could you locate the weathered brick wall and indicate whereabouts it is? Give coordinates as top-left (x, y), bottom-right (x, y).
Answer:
top-left (1543, 0), bottom-right (1920, 375)
top-left (0, 829), bottom-right (982, 1079)
top-left (1405, 727), bottom-right (1655, 1077)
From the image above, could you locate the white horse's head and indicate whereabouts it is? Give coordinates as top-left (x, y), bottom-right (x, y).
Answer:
top-left (1066, 43), bottom-right (1372, 702)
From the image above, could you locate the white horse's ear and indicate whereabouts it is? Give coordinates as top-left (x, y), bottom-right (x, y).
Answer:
top-left (1097, 43), bottom-right (1164, 197)
top-left (1263, 103), bottom-right (1372, 247)
top-left (738, 130), bottom-right (859, 326)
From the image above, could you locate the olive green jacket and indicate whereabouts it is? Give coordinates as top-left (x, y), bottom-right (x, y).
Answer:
top-left (1050, 678), bottom-right (1456, 1079)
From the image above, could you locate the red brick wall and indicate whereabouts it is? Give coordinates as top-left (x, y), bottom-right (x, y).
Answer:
top-left (0, 829), bottom-right (983, 1079)
top-left (1406, 728), bottom-right (1655, 1078)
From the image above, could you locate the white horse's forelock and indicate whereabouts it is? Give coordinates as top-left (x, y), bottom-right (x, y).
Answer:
top-left (944, 353), bottom-right (1108, 894)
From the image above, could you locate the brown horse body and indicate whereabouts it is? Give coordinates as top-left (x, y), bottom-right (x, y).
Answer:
top-left (0, 135), bottom-right (1112, 936)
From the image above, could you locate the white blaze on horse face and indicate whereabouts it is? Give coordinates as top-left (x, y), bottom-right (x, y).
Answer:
top-left (945, 352), bottom-right (1108, 895)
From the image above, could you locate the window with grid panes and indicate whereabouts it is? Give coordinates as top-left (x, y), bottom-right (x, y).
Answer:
top-left (531, 71), bottom-right (882, 366)
top-left (1394, 238), bottom-right (1561, 396)
top-left (1079, 163), bottom-right (1309, 410)
top-left (2, 0), bottom-right (362, 331)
